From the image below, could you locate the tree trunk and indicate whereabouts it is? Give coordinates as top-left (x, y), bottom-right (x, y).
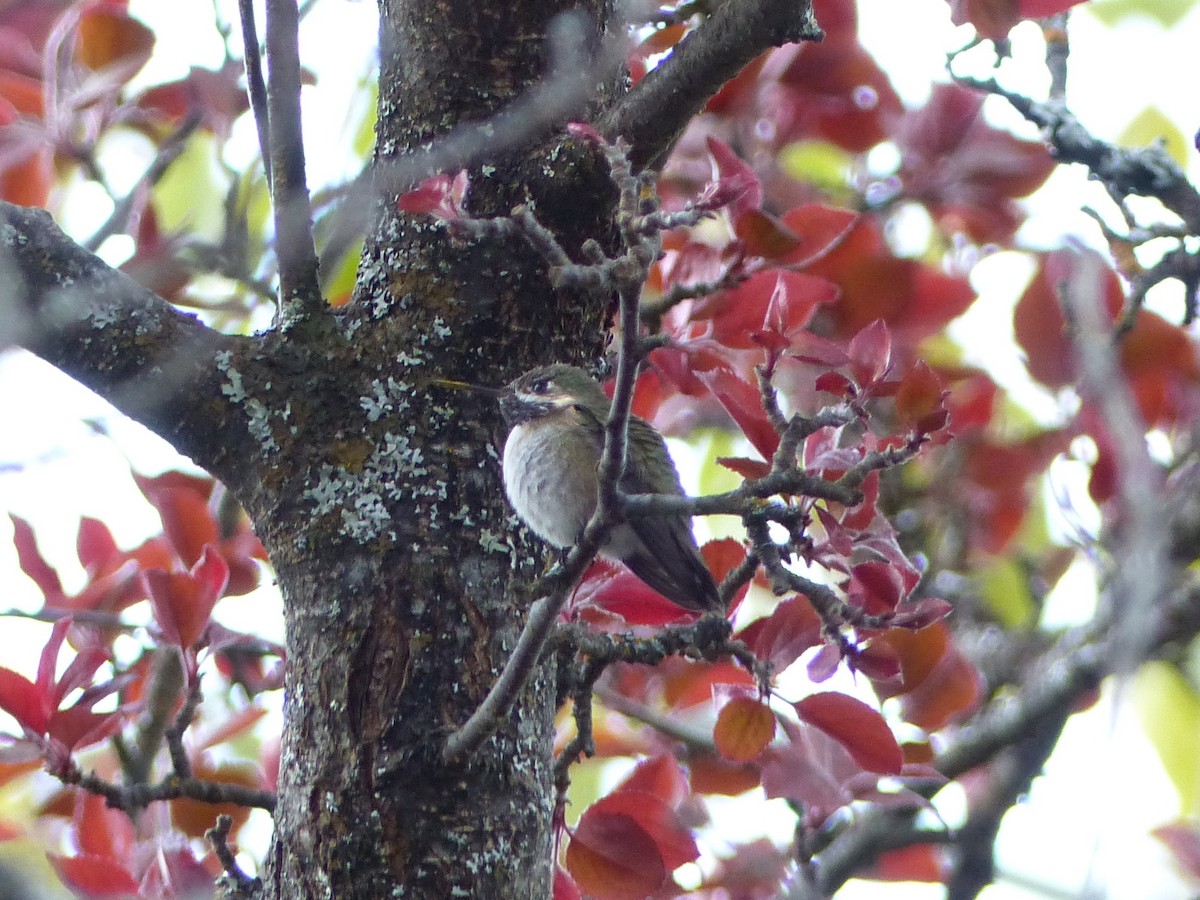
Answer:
top-left (258, 0), bottom-right (616, 895)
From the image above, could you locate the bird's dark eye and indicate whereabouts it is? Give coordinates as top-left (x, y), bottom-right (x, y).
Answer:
top-left (530, 377), bottom-right (552, 394)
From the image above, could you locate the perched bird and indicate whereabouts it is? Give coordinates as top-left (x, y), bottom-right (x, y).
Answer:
top-left (447, 364), bottom-right (723, 613)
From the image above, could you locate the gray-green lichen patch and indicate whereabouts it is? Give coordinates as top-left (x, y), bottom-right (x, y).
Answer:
top-left (215, 349), bottom-right (281, 452)
top-left (360, 377), bottom-right (413, 421)
top-left (303, 430), bottom-right (433, 544)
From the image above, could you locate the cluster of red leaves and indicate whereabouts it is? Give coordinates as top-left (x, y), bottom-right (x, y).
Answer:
top-left (0, 0), bottom-right (247, 301)
top-left (545, 1), bottom-right (1075, 892)
top-left (48, 791), bottom-right (221, 899)
top-left (2, 470), bottom-right (277, 896)
top-left (5, 472), bottom-right (272, 768)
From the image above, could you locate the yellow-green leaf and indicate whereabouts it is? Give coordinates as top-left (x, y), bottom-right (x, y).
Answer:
top-left (1118, 107), bottom-right (1189, 168)
top-left (978, 557), bottom-right (1035, 629)
top-left (1087, 0), bottom-right (1195, 28)
top-left (779, 141), bottom-right (852, 197)
top-left (1134, 661), bottom-right (1200, 815)
top-left (152, 132), bottom-right (231, 242)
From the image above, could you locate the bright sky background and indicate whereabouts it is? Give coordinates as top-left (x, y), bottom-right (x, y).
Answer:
top-left (1, 0), bottom-right (1199, 896)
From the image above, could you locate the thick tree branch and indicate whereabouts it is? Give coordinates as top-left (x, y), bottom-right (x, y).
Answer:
top-left (0, 202), bottom-right (244, 468)
top-left (598, 0), bottom-right (823, 169)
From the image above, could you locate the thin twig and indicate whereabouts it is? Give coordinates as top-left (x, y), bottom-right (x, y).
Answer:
top-left (443, 146), bottom-right (655, 766)
top-left (62, 762), bottom-right (276, 814)
top-left (595, 684), bottom-right (717, 750)
top-left (84, 113), bottom-right (203, 252)
top-left (0, 606), bottom-right (137, 630)
top-left (165, 677), bottom-right (204, 778)
top-left (1060, 248), bottom-right (1167, 673)
top-left (264, 0), bottom-right (323, 323)
top-left (207, 814), bottom-right (262, 896)
top-left (238, 0), bottom-right (273, 187)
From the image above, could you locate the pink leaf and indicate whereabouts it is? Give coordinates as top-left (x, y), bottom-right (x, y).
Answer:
top-left (847, 319), bottom-right (892, 386)
top-left (698, 137), bottom-right (762, 218)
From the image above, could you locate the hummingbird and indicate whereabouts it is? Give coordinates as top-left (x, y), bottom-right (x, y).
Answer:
top-left (443, 364), bottom-right (723, 613)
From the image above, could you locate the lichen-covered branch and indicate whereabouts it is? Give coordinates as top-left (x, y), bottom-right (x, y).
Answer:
top-left (0, 201), bottom-right (244, 470)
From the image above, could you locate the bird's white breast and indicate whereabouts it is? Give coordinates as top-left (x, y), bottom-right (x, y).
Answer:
top-left (503, 421), bottom-right (596, 548)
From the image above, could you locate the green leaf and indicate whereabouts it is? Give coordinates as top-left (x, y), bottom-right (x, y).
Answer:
top-left (1118, 107), bottom-right (1190, 168)
top-left (778, 141), bottom-right (852, 196)
top-left (352, 81), bottom-right (380, 161)
top-left (978, 557), bottom-right (1035, 628)
top-left (1134, 661), bottom-right (1200, 815)
top-left (152, 132), bottom-right (232, 242)
top-left (1087, 0), bottom-right (1195, 28)
top-left (692, 429), bottom-right (746, 544)
top-left (320, 238), bottom-right (364, 305)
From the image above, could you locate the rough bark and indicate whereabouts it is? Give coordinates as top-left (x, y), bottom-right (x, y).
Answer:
top-left (258, 0), bottom-right (618, 896)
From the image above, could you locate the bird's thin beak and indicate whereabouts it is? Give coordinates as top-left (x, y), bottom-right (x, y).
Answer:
top-left (429, 378), bottom-right (503, 399)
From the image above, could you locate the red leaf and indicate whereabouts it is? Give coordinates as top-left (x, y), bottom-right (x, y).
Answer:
top-left (895, 362), bottom-right (949, 433)
top-left (134, 471), bottom-right (219, 568)
top-left (717, 456), bottom-right (772, 480)
top-left (48, 706), bottom-right (125, 754)
top-left (695, 367), bottom-right (779, 460)
top-left (567, 789), bottom-right (696, 900)
top-left (804, 218), bottom-right (974, 340)
top-left (850, 561), bottom-right (904, 613)
top-left (896, 83), bottom-right (1054, 241)
top-left (1014, 249), bottom-right (1123, 389)
top-left (688, 752), bottom-right (762, 796)
top-left (736, 595), bottom-right (823, 672)
top-left (76, 9), bottom-right (154, 74)
top-left (777, 204), bottom-right (860, 270)
top-left (814, 371), bottom-right (854, 397)
top-left (49, 853), bottom-right (139, 898)
top-left (553, 865), bottom-right (583, 900)
top-left (1019, 0), bottom-right (1087, 13)
top-left (72, 792), bottom-right (134, 862)
top-left (847, 640), bottom-right (902, 683)
top-left (10, 514), bottom-right (63, 600)
top-left (875, 622), bottom-right (949, 700)
top-left (889, 598), bottom-right (954, 629)
top-left (76, 518), bottom-right (119, 574)
top-left (574, 561), bottom-right (699, 626)
top-left (869, 844), bottom-right (945, 882)
top-left (793, 692), bottom-right (903, 774)
top-left (396, 171), bottom-right (469, 220)
top-left (896, 643), bottom-right (983, 731)
top-left (847, 319), bottom-right (892, 386)
top-left (735, 209), bottom-right (802, 258)
top-left (0, 667), bottom-right (49, 734)
top-left (593, 791), bottom-right (699, 870)
top-left (143, 546), bottom-right (230, 649)
top-left (614, 755), bottom-right (690, 809)
top-left (136, 63), bottom-right (249, 137)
